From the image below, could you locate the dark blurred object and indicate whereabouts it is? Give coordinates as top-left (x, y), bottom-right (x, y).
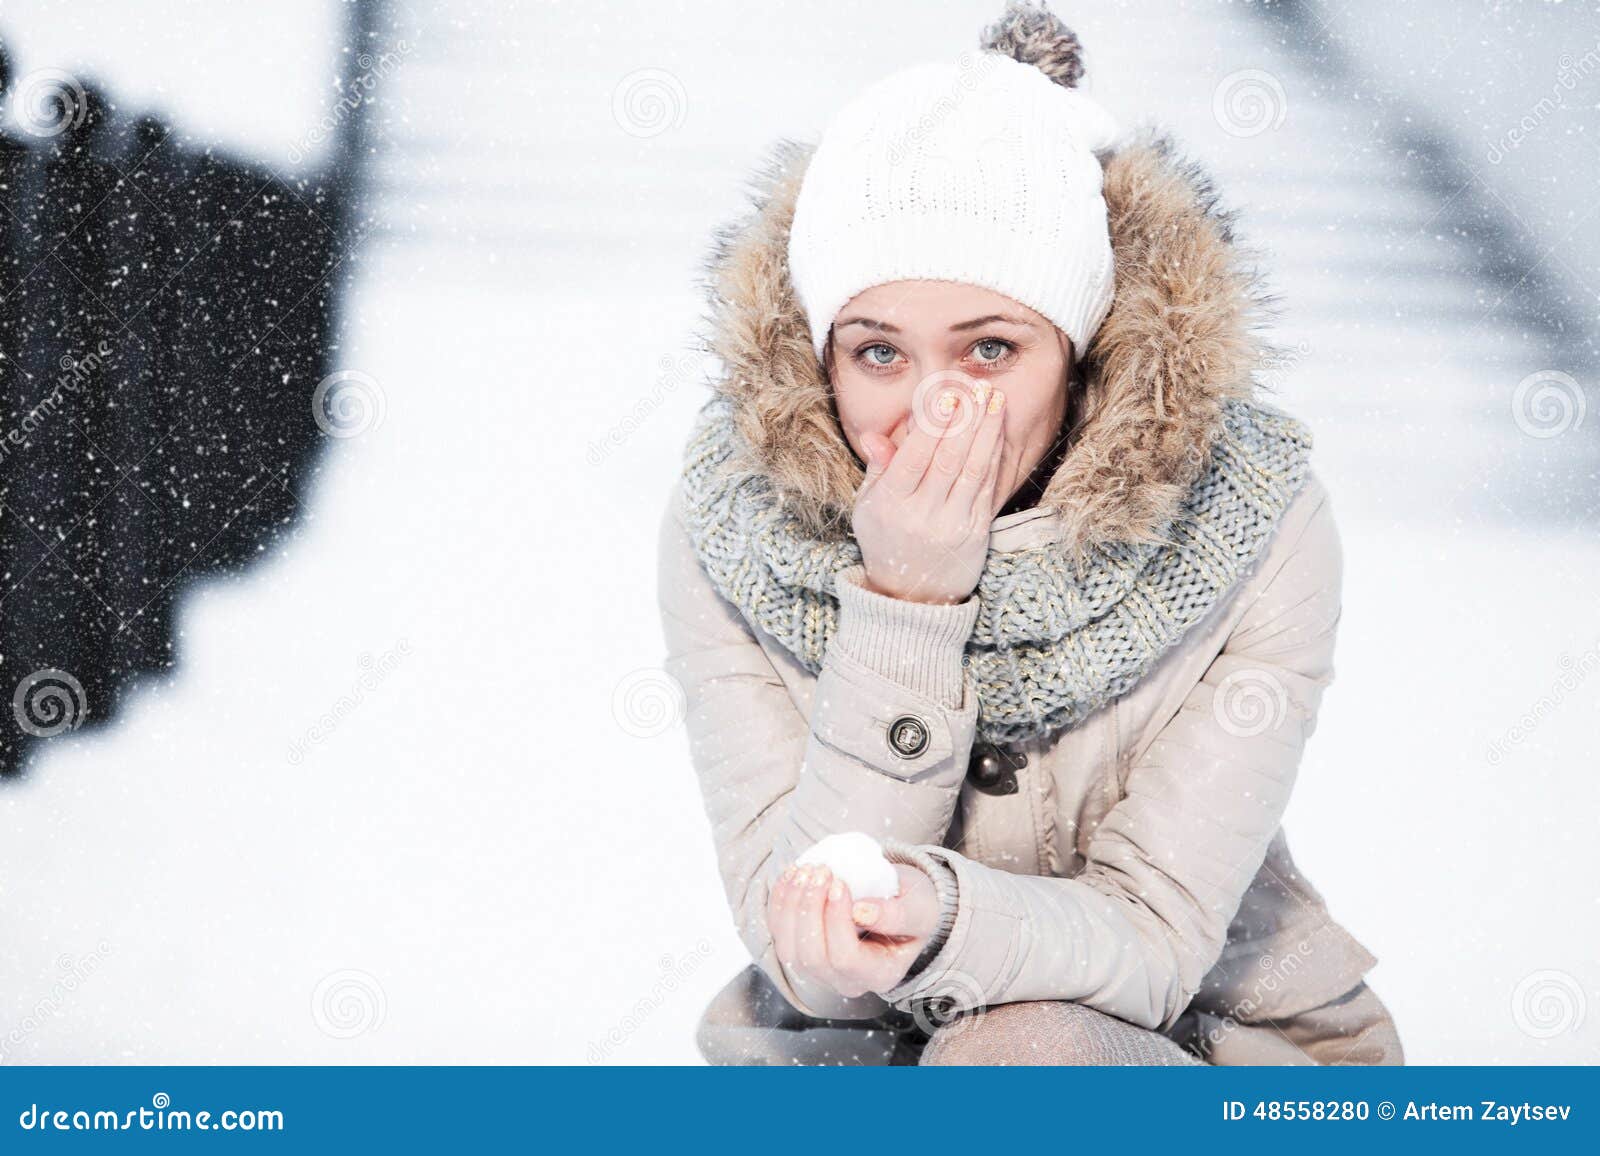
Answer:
top-left (0, 11), bottom-right (378, 776)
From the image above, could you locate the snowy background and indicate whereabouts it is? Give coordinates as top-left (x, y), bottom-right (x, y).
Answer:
top-left (0, 0), bottom-right (1596, 1064)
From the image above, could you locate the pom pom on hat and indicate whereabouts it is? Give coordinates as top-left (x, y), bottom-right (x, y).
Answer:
top-left (980, 0), bottom-right (1087, 90)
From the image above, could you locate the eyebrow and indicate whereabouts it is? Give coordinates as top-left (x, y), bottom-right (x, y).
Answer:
top-left (834, 313), bottom-right (1037, 335)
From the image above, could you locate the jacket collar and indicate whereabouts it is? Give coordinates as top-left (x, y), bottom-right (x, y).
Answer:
top-left (989, 504), bottom-right (1063, 551)
top-left (696, 125), bottom-right (1280, 559)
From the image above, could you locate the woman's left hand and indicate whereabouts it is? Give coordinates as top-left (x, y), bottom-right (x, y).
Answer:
top-left (767, 862), bottom-right (941, 998)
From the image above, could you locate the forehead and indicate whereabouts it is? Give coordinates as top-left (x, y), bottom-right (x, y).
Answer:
top-left (839, 279), bottom-right (1045, 329)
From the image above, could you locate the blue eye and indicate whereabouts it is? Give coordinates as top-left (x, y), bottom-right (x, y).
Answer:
top-left (855, 343), bottom-right (899, 370)
top-left (973, 339), bottom-right (1013, 363)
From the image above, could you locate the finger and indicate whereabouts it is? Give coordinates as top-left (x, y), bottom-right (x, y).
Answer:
top-left (851, 429), bottom-right (902, 505)
top-left (855, 430), bottom-right (896, 499)
top-left (769, 865), bottom-right (800, 971)
top-left (855, 896), bottom-right (919, 937)
top-left (977, 415), bottom-right (1005, 520)
top-left (978, 402), bottom-right (1009, 519)
top-left (882, 375), bottom-right (965, 498)
top-left (780, 858), bottom-right (819, 967)
top-left (854, 865), bottom-right (941, 937)
top-left (794, 866), bottom-right (834, 980)
top-left (832, 880), bottom-right (914, 996)
top-left (822, 877), bottom-right (869, 994)
top-left (879, 419), bottom-right (938, 499)
top-left (923, 381), bottom-right (989, 500)
top-left (949, 386), bottom-right (1005, 513)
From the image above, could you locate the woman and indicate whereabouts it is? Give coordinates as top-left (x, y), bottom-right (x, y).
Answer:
top-left (657, 0), bottom-right (1403, 1066)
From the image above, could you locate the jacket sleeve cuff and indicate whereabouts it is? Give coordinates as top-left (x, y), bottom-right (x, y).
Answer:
top-left (875, 845), bottom-right (1000, 1012)
top-left (831, 565), bottom-right (980, 709)
top-left (880, 838), bottom-right (960, 984)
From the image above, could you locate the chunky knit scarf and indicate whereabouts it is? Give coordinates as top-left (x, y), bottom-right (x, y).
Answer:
top-left (679, 395), bottom-right (1314, 745)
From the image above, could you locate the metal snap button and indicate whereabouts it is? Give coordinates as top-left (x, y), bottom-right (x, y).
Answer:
top-left (967, 741), bottom-right (1021, 796)
top-left (887, 714), bottom-right (930, 759)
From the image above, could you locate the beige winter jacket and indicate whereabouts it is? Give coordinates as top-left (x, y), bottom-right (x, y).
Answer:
top-left (657, 120), bottom-right (1390, 1055)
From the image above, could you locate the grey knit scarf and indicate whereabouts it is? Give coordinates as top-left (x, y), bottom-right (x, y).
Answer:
top-left (679, 395), bottom-right (1313, 745)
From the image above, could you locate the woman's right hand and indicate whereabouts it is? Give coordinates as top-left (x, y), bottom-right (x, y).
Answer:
top-left (852, 376), bottom-right (1007, 605)
top-left (766, 862), bottom-right (942, 999)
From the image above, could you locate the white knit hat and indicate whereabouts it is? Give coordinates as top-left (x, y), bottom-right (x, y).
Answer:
top-left (788, 49), bottom-right (1119, 365)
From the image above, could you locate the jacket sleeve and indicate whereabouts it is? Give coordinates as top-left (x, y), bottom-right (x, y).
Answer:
top-left (879, 479), bottom-right (1345, 1034)
top-left (656, 480), bottom-right (982, 1020)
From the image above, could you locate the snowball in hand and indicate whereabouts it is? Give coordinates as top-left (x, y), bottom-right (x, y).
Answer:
top-left (795, 832), bottom-right (900, 899)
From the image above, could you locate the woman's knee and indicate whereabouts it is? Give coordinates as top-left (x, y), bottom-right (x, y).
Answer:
top-left (920, 1000), bottom-right (1203, 1066)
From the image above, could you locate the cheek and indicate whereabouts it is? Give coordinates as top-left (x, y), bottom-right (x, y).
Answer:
top-left (835, 380), bottom-right (908, 441)
top-left (1002, 389), bottom-right (1065, 462)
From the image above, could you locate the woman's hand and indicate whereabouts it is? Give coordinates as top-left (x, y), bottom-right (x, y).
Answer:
top-left (853, 377), bottom-right (1007, 605)
top-left (766, 862), bottom-right (941, 999)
